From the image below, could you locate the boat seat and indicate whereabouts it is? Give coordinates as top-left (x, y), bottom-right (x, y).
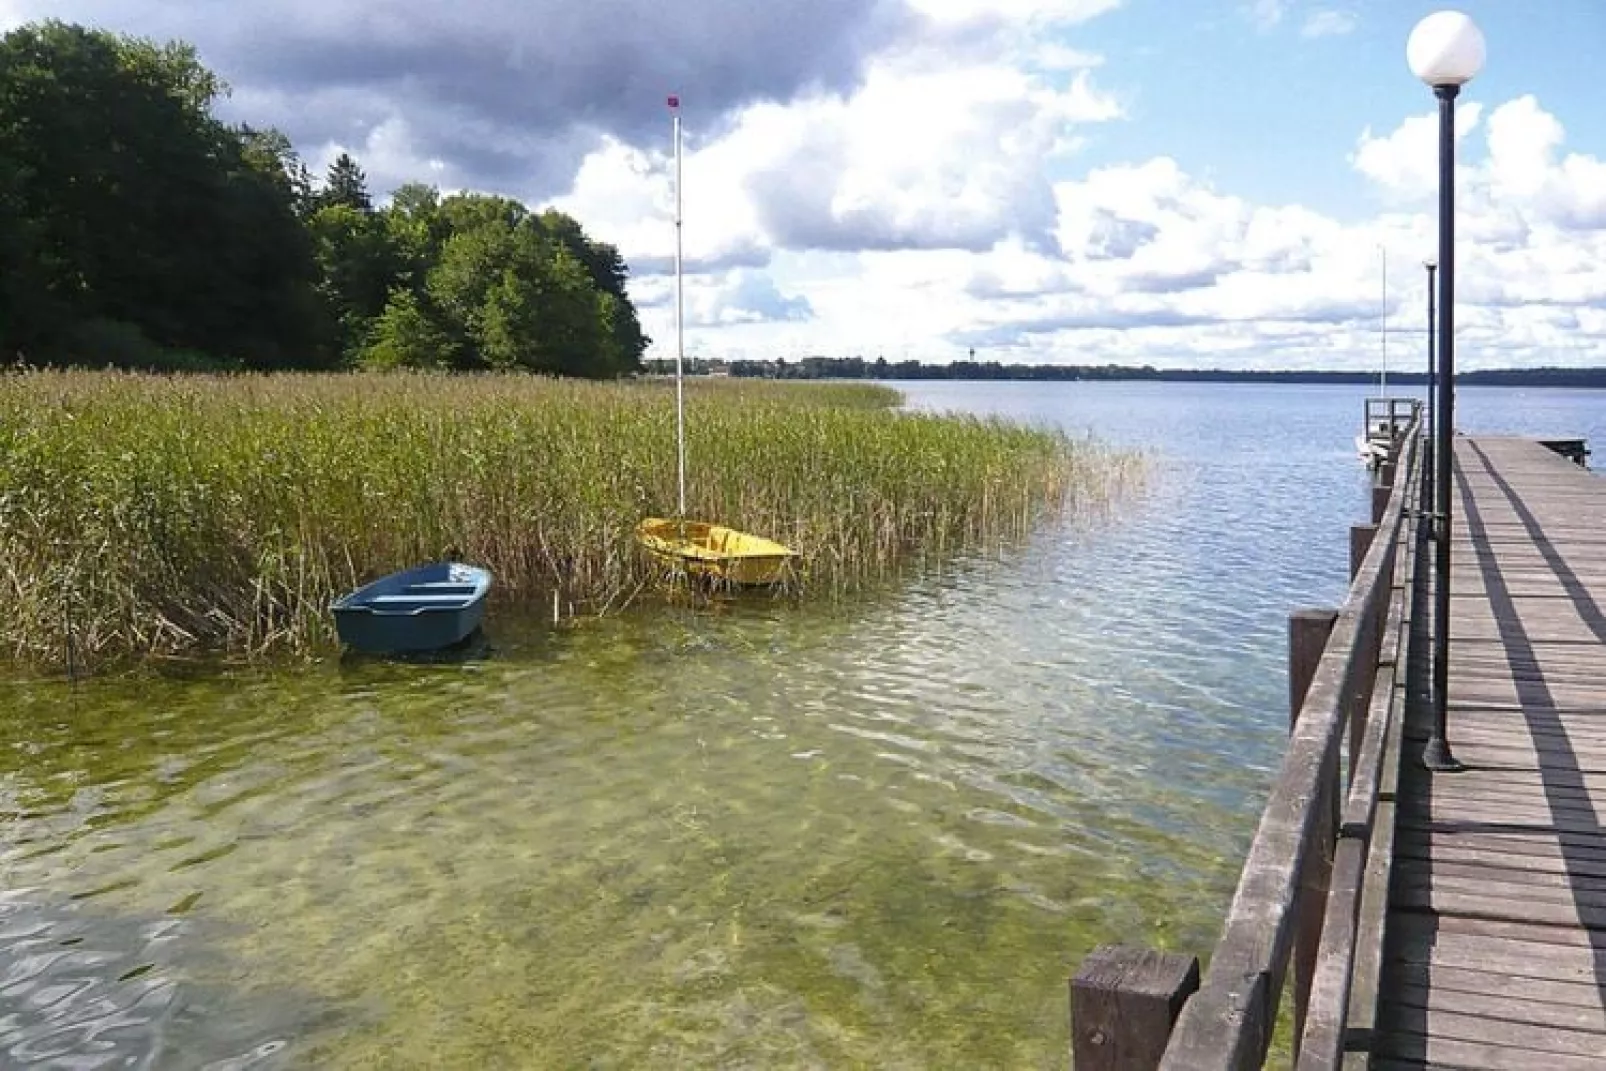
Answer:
top-left (366, 594), bottom-right (468, 606)
top-left (403, 583), bottom-right (479, 594)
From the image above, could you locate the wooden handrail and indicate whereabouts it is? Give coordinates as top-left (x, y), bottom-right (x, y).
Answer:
top-left (1294, 445), bottom-right (1422, 1069)
top-left (1149, 420), bottom-right (1422, 1071)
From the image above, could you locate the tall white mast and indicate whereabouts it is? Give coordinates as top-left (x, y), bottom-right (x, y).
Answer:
top-left (670, 95), bottom-right (686, 518)
top-left (1380, 245), bottom-right (1388, 395)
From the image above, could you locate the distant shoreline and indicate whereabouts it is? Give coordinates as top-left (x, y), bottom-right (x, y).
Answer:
top-left (642, 359), bottom-right (1606, 389)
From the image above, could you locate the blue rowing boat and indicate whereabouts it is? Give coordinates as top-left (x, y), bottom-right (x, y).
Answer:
top-left (330, 561), bottom-right (492, 654)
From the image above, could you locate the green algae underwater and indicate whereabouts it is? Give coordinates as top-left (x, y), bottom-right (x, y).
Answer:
top-left (1, 576), bottom-right (1249, 1068)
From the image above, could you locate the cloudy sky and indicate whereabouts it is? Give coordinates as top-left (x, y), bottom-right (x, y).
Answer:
top-left (5, 0), bottom-right (1604, 369)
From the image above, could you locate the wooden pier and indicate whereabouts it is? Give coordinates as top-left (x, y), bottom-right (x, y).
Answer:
top-left (1379, 436), bottom-right (1606, 1069)
top-left (1070, 423), bottom-right (1606, 1069)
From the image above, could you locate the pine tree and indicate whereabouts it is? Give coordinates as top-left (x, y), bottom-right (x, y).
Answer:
top-left (322, 152), bottom-right (371, 213)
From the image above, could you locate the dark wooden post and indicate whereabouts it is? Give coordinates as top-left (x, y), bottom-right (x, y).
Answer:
top-left (1070, 946), bottom-right (1200, 1071)
top-left (1350, 524), bottom-right (1377, 581)
top-left (1372, 453), bottom-right (1396, 524)
top-left (1289, 608), bottom-right (1339, 1060)
top-left (1370, 483), bottom-right (1391, 525)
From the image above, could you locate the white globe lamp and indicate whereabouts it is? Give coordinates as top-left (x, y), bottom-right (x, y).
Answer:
top-left (1407, 11), bottom-right (1486, 87)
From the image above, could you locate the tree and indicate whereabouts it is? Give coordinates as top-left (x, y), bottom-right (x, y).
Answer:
top-left (382, 182), bottom-right (448, 293)
top-left (532, 245), bottom-right (609, 377)
top-left (0, 116), bottom-right (44, 355)
top-left (240, 125), bottom-right (315, 217)
top-left (595, 292), bottom-right (630, 376)
top-left (361, 288), bottom-right (455, 369)
top-left (320, 151), bottom-right (371, 213)
top-left (307, 202), bottom-right (398, 361)
top-left (0, 20), bottom-right (327, 366)
top-left (539, 209), bottom-right (648, 371)
top-left (425, 216), bottom-right (515, 367)
top-left (476, 270), bottom-right (540, 370)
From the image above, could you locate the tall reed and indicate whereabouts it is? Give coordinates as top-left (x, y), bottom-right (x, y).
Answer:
top-left (0, 370), bottom-right (1143, 664)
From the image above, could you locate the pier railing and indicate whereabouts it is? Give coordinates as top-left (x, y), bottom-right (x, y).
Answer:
top-left (1071, 417), bottom-right (1425, 1070)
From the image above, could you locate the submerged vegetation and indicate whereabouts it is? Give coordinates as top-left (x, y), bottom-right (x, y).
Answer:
top-left (1, 370), bottom-right (1143, 667)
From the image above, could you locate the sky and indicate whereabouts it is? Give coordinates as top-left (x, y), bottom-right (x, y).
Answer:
top-left (4, 0), bottom-right (1604, 369)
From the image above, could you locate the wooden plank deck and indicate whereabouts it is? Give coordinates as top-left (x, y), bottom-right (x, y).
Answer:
top-left (1377, 436), bottom-right (1606, 1069)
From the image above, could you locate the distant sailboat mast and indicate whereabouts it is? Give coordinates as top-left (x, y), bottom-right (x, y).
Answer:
top-left (1380, 245), bottom-right (1388, 395)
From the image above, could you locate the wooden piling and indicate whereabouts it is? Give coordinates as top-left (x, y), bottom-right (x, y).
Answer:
top-left (1349, 524), bottom-right (1377, 582)
top-left (1070, 946), bottom-right (1200, 1071)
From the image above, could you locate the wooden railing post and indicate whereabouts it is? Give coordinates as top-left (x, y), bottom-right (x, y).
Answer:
top-left (1371, 447), bottom-right (1398, 525)
top-left (1370, 473), bottom-right (1392, 522)
top-left (1348, 523), bottom-right (1381, 774)
top-left (1349, 525), bottom-right (1377, 583)
top-left (1071, 946), bottom-right (1200, 1071)
top-left (1290, 608), bottom-right (1339, 1061)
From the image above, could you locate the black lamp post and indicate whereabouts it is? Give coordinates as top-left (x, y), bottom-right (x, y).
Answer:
top-left (1420, 258), bottom-right (1438, 527)
top-left (1424, 259), bottom-right (1437, 441)
top-left (1409, 11), bottom-right (1484, 773)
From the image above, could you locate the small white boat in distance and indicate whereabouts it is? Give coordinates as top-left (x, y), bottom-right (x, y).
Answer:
top-left (1356, 430), bottom-right (1391, 466)
top-left (1358, 397), bottom-right (1420, 469)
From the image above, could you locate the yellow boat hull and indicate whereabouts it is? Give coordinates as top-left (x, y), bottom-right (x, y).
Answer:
top-left (635, 518), bottom-right (798, 586)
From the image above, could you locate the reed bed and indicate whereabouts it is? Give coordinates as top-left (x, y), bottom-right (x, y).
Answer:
top-left (0, 369), bottom-right (1144, 665)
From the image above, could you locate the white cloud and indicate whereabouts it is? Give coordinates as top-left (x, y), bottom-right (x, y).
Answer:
top-left (1485, 96), bottom-right (1606, 231)
top-left (687, 270), bottom-right (814, 327)
top-left (1485, 95), bottom-right (1563, 200)
top-left (1350, 102), bottom-right (1485, 201)
top-left (1245, 0), bottom-right (1289, 32)
top-left (553, 39), bottom-right (1124, 272)
top-left (1300, 9), bottom-right (1356, 38)
top-left (550, 133), bottom-right (767, 277)
top-left (585, 81), bottom-right (1606, 370)
top-left (1030, 43), bottom-right (1106, 70)
top-left (297, 114), bottom-right (465, 200)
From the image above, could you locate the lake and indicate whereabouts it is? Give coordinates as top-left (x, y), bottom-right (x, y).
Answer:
top-left (3, 381), bottom-right (1600, 1068)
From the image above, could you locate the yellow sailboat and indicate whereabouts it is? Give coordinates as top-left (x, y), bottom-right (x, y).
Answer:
top-left (636, 518), bottom-right (797, 586)
top-left (634, 95), bottom-right (797, 587)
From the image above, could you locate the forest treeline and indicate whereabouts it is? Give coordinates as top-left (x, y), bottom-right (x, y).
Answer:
top-left (643, 357), bottom-right (1606, 388)
top-left (0, 20), bottom-right (647, 375)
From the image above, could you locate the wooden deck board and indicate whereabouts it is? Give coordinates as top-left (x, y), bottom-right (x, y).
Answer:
top-left (1375, 437), bottom-right (1606, 1069)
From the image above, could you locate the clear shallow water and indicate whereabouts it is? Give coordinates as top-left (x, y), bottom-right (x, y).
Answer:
top-left (3, 382), bottom-right (1601, 1068)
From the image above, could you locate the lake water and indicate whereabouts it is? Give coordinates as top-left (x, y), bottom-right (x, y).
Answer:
top-left (3, 382), bottom-right (1600, 1068)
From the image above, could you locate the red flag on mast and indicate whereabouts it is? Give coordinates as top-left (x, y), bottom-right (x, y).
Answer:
top-left (667, 94), bottom-right (680, 109)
